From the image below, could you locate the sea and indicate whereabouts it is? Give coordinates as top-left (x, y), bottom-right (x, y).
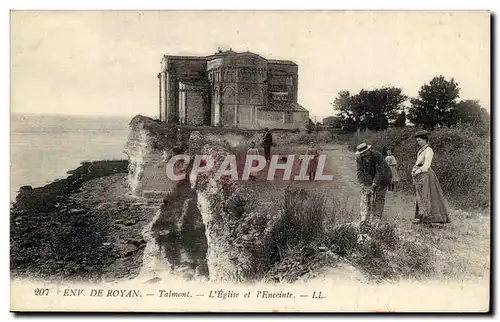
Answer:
top-left (10, 114), bottom-right (133, 202)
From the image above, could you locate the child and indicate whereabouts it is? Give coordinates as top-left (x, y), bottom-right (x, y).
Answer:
top-left (385, 148), bottom-right (400, 191)
top-left (247, 142), bottom-right (260, 181)
top-left (306, 142), bottom-right (320, 181)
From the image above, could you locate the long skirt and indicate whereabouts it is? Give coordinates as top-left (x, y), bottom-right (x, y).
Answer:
top-left (389, 165), bottom-right (400, 182)
top-left (250, 159), bottom-right (259, 177)
top-left (413, 167), bottom-right (450, 223)
top-left (307, 157), bottom-right (318, 174)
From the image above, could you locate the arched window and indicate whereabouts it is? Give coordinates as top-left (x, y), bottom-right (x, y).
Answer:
top-left (239, 85), bottom-right (250, 104)
top-left (223, 87), bottom-right (235, 104)
top-left (250, 93), bottom-right (261, 105)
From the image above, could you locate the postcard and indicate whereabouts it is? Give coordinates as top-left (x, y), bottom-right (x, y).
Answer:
top-left (10, 10), bottom-right (491, 313)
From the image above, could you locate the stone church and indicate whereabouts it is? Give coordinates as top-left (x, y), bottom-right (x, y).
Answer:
top-left (157, 49), bottom-right (309, 129)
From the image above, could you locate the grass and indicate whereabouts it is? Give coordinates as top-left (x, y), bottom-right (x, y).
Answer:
top-left (183, 132), bottom-right (489, 284)
top-left (349, 126), bottom-right (490, 210)
top-left (241, 182), bottom-right (437, 283)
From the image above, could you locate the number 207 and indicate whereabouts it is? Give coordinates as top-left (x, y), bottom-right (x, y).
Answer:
top-left (34, 288), bottom-right (49, 296)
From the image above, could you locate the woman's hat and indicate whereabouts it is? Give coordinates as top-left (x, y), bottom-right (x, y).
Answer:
top-left (355, 142), bottom-right (371, 155)
top-left (414, 130), bottom-right (431, 138)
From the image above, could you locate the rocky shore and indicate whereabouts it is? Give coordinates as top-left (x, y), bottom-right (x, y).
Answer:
top-left (10, 160), bottom-right (160, 283)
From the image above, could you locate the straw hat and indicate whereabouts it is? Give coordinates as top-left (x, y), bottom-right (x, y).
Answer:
top-left (414, 130), bottom-right (431, 138)
top-left (355, 142), bottom-right (371, 155)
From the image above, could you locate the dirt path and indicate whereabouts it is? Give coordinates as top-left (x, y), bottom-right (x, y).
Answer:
top-left (249, 143), bottom-right (490, 282)
top-left (323, 144), bottom-right (490, 282)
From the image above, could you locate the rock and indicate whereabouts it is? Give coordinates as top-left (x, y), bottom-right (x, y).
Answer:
top-left (318, 246), bottom-right (328, 251)
top-left (195, 263), bottom-right (209, 277)
top-left (128, 238), bottom-right (146, 247)
top-left (145, 277), bottom-right (161, 284)
top-left (124, 218), bottom-right (138, 226)
top-left (143, 191), bottom-right (167, 199)
top-left (241, 234), bottom-right (252, 241)
top-left (178, 198), bottom-right (203, 233)
top-left (74, 220), bottom-right (89, 227)
top-left (177, 266), bottom-right (195, 281)
top-left (156, 229), bottom-right (171, 237)
top-left (357, 233), bottom-right (371, 243)
top-left (122, 244), bottom-right (139, 257)
top-left (70, 208), bottom-right (85, 215)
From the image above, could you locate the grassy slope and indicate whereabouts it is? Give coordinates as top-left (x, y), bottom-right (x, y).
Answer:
top-left (239, 143), bottom-right (490, 282)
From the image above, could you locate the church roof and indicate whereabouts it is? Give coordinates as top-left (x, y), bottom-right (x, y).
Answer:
top-left (268, 59), bottom-right (297, 66)
top-left (164, 50), bottom-right (297, 65)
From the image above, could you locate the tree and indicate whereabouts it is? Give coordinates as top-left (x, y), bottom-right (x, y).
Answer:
top-left (322, 116), bottom-right (342, 128)
top-left (408, 75), bottom-right (460, 129)
top-left (332, 91), bottom-right (358, 121)
top-left (394, 111), bottom-right (406, 127)
top-left (332, 87), bottom-right (407, 132)
top-left (455, 100), bottom-right (490, 136)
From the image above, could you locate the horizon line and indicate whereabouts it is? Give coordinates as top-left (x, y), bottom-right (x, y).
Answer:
top-left (11, 112), bottom-right (154, 118)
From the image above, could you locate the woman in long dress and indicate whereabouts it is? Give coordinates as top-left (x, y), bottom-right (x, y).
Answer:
top-left (385, 148), bottom-right (400, 192)
top-left (411, 130), bottom-right (450, 224)
top-left (306, 142), bottom-right (319, 181)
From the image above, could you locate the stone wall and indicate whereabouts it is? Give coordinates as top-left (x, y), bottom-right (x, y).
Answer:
top-left (185, 90), bottom-right (206, 126)
top-left (268, 62), bottom-right (298, 101)
top-left (221, 104), bottom-right (236, 127)
top-left (163, 58), bottom-right (208, 123)
top-left (257, 109), bottom-right (284, 128)
top-left (236, 105), bottom-right (254, 128)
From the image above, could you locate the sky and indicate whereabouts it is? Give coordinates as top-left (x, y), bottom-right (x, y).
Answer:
top-left (10, 10), bottom-right (490, 121)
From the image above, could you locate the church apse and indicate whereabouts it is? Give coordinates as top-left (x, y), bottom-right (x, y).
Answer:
top-left (159, 49), bottom-right (309, 129)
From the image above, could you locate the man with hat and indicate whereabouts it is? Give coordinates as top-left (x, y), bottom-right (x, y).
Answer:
top-left (355, 142), bottom-right (392, 222)
top-left (262, 127), bottom-right (273, 162)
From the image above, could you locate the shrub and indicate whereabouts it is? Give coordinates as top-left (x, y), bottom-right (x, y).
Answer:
top-left (348, 126), bottom-right (490, 210)
top-left (322, 223), bottom-right (358, 256)
top-left (270, 188), bottom-right (327, 253)
top-left (224, 184), bottom-right (257, 220)
top-left (363, 220), bottom-right (400, 250)
top-left (264, 242), bottom-right (330, 283)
